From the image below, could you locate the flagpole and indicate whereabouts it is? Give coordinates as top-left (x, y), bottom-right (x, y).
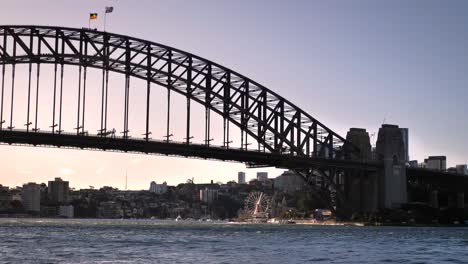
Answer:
top-left (104, 11), bottom-right (107, 32)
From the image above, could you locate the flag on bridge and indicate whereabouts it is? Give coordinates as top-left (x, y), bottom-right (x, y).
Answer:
top-left (104, 7), bottom-right (114, 31)
top-left (89, 13), bottom-right (98, 20)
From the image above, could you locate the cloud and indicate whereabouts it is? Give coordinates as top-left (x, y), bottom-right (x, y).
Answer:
top-left (58, 168), bottom-right (75, 175)
top-left (18, 170), bottom-right (33, 174)
top-left (96, 167), bottom-right (105, 175)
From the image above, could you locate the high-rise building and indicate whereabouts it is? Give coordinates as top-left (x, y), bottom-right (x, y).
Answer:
top-left (21, 183), bottom-right (41, 212)
top-left (149, 181), bottom-right (168, 194)
top-left (425, 156), bottom-right (447, 171)
top-left (401, 128), bottom-right (409, 162)
top-left (456, 164), bottom-right (468, 175)
top-left (238, 172), bottom-right (246, 184)
top-left (257, 172), bottom-right (268, 182)
top-left (48, 177), bottom-right (69, 204)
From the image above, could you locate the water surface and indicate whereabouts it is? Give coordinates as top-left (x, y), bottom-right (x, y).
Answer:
top-left (0, 219), bottom-right (467, 263)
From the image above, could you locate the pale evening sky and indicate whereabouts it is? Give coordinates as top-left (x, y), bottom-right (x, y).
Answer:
top-left (0, 0), bottom-right (467, 189)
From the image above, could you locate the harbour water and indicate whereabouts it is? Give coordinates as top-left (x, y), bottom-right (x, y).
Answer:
top-left (0, 219), bottom-right (467, 263)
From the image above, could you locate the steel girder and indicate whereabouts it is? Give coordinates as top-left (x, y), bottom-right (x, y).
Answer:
top-left (0, 25), bottom-right (358, 159)
top-left (0, 130), bottom-right (381, 171)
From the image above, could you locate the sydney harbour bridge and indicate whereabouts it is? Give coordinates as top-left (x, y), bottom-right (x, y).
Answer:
top-left (0, 25), bottom-right (466, 216)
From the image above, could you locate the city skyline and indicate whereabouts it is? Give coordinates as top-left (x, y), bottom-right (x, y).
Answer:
top-left (0, 0), bottom-right (467, 189)
top-left (1, 161), bottom-right (274, 191)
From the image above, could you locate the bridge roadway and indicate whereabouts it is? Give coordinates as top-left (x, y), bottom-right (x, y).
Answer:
top-left (407, 167), bottom-right (468, 192)
top-left (2, 129), bottom-right (467, 196)
top-left (0, 129), bottom-right (381, 171)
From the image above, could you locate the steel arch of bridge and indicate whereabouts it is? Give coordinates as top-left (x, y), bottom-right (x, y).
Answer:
top-left (0, 25), bottom-right (357, 160)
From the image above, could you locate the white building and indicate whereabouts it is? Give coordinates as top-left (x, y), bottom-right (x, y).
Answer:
top-left (238, 172), bottom-right (246, 184)
top-left (199, 188), bottom-right (218, 204)
top-left (58, 205), bottom-right (74, 218)
top-left (257, 172), bottom-right (268, 182)
top-left (425, 156), bottom-right (447, 171)
top-left (149, 181), bottom-right (168, 194)
top-left (21, 183), bottom-right (41, 212)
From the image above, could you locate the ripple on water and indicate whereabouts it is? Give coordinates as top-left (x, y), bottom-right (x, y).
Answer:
top-left (1, 219), bottom-right (468, 263)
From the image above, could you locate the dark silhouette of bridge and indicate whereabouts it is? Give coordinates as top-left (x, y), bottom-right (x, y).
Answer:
top-left (0, 25), bottom-right (465, 216)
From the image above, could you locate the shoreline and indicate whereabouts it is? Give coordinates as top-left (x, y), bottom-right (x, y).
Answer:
top-left (1, 217), bottom-right (468, 227)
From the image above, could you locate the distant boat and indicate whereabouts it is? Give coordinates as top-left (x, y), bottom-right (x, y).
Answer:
top-left (175, 215), bottom-right (182, 222)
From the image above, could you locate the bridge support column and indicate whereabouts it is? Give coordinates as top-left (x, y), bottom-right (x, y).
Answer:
top-left (457, 193), bottom-right (465, 209)
top-left (430, 190), bottom-right (439, 209)
top-left (375, 124), bottom-right (407, 209)
top-left (362, 172), bottom-right (379, 212)
top-left (344, 171), bottom-right (362, 214)
top-left (343, 128), bottom-right (377, 213)
top-left (448, 194), bottom-right (456, 208)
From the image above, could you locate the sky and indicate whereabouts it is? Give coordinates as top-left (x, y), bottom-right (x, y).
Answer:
top-left (0, 0), bottom-right (467, 189)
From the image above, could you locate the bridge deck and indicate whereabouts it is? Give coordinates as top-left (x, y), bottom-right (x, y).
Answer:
top-left (407, 167), bottom-right (468, 191)
top-left (0, 130), bottom-right (381, 171)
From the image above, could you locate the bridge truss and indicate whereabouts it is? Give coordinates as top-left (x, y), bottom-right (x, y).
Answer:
top-left (0, 25), bottom-right (375, 213)
top-left (0, 25), bottom-right (358, 157)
